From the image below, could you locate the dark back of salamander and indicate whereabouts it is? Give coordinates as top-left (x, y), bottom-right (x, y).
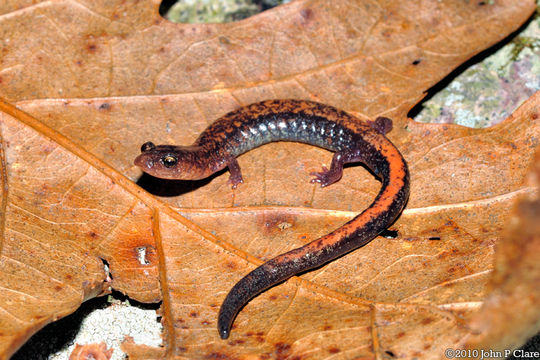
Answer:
top-left (195, 100), bottom-right (373, 158)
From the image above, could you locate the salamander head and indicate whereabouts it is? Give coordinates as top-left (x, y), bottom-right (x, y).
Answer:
top-left (134, 141), bottom-right (211, 180)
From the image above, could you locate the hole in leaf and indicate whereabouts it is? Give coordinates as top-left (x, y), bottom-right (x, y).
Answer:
top-left (428, 236), bottom-right (441, 240)
top-left (101, 257), bottom-right (112, 280)
top-left (160, 0), bottom-right (292, 24)
top-left (136, 246), bottom-right (151, 265)
top-left (380, 229), bottom-right (398, 239)
top-left (407, 14), bottom-right (533, 121)
top-left (12, 292), bottom-right (161, 359)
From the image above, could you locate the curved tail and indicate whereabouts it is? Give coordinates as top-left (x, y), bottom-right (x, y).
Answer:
top-left (218, 138), bottom-right (409, 339)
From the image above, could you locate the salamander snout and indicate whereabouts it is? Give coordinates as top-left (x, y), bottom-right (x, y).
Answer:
top-left (134, 142), bottom-right (159, 171)
top-left (134, 151), bottom-right (155, 172)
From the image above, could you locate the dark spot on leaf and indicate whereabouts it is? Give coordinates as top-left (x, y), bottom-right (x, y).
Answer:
top-left (99, 102), bottom-right (111, 111)
top-left (478, 1), bottom-right (486, 5)
top-left (269, 294), bottom-right (278, 300)
top-left (428, 236), bottom-right (441, 240)
top-left (89, 231), bottom-right (98, 239)
top-left (189, 312), bottom-right (198, 318)
top-left (275, 342), bottom-right (291, 356)
top-left (300, 8), bottom-right (314, 22)
top-left (323, 324), bottom-right (333, 330)
top-left (412, 59), bottom-right (422, 65)
top-left (258, 212), bottom-right (296, 235)
top-left (54, 285), bottom-right (63, 291)
top-left (87, 43), bottom-right (97, 53)
top-left (385, 350), bottom-right (396, 357)
top-left (328, 347), bottom-right (340, 354)
top-left (228, 339), bottom-right (246, 345)
top-left (403, 237), bottom-right (418, 242)
top-left (219, 36), bottom-right (231, 45)
top-left (421, 317), bottom-right (434, 325)
top-left (178, 346), bottom-right (187, 352)
top-left (532, 112), bottom-right (538, 120)
top-left (205, 352), bottom-right (229, 360)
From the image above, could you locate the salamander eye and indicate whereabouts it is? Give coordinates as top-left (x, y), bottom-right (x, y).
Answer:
top-left (141, 142), bottom-right (156, 152)
top-left (161, 154), bottom-right (178, 168)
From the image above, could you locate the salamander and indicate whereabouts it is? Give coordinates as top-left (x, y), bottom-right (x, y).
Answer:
top-left (134, 99), bottom-right (410, 339)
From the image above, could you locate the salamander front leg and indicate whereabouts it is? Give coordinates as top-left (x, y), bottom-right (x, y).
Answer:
top-left (310, 152), bottom-right (345, 187)
top-left (227, 157), bottom-right (244, 189)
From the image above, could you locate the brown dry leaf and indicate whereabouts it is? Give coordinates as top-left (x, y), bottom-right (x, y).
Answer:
top-left (0, 0), bottom-right (537, 359)
top-left (463, 135), bottom-right (540, 355)
top-left (69, 342), bottom-right (113, 360)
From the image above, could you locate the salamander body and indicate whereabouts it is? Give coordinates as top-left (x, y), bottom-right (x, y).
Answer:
top-left (134, 99), bottom-right (410, 339)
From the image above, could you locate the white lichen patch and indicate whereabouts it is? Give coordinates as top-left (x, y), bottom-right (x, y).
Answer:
top-left (49, 302), bottom-right (162, 360)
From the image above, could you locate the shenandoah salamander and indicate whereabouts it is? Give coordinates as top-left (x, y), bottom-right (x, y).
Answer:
top-left (134, 99), bottom-right (410, 339)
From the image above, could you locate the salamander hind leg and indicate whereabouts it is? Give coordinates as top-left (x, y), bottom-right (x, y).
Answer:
top-left (310, 152), bottom-right (345, 187)
top-left (310, 147), bottom-right (374, 187)
top-left (370, 116), bottom-right (393, 135)
top-left (227, 157), bottom-right (244, 189)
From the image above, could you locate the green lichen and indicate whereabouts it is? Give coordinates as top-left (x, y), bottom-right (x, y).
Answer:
top-left (495, 5), bottom-right (540, 74)
top-left (416, 5), bottom-right (540, 128)
top-left (497, 36), bottom-right (540, 74)
top-left (166, 0), bottom-right (258, 23)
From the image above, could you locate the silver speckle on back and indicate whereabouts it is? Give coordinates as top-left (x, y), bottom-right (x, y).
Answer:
top-left (197, 100), bottom-right (370, 159)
